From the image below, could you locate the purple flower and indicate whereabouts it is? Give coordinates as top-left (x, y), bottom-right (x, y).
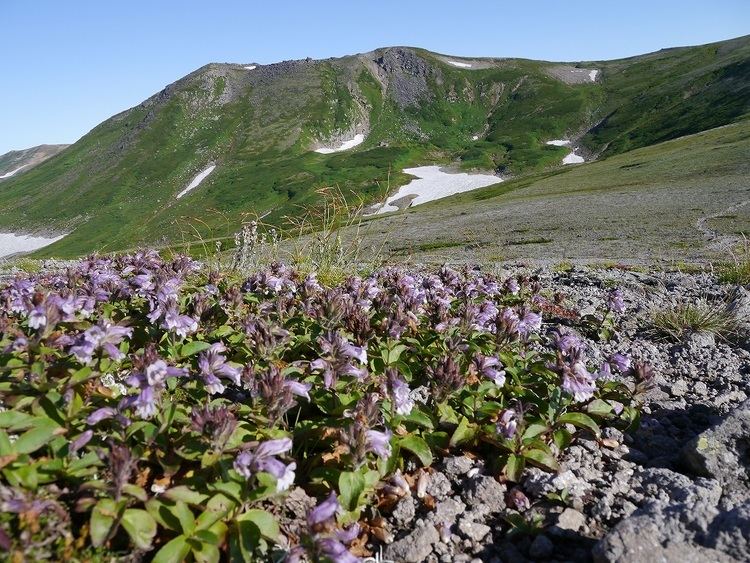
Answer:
top-left (70, 322), bottom-right (133, 364)
top-left (518, 310), bottom-right (542, 334)
top-left (562, 360), bottom-right (597, 402)
top-left (311, 331), bottom-right (368, 388)
top-left (607, 289), bottom-right (625, 314)
top-left (198, 343), bottom-right (241, 395)
top-left (472, 354), bottom-right (506, 386)
top-left (123, 350), bottom-right (188, 419)
top-left (609, 353), bottom-right (631, 372)
top-left (497, 409), bottom-right (518, 439)
top-left (87, 407), bottom-right (116, 425)
top-left (550, 330), bottom-right (582, 353)
top-left (28, 306), bottom-right (47, 329)
top-left (308, 492), bottom-right (341, 528)
top-left (387, 369), bottom-right (414, 416)
top-left (596, 361), bottom-right (613, 380)
top-left (504, 277), bottom-right (520, 295)
top-left (316, 537), bottom-right (361, 563)
top-left (163, 307), bottom-right (198, 338)
top-left (70, 430), bottom-right (93, 455)
top-left (234, 438), bottom-right (296, 491)
top-left (365, 429), bottom-right (392, 459)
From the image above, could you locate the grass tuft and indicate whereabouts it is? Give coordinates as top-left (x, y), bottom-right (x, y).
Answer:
top-left (717, 238), bottom-right (750, 285)
top-left (649, 299), bottom-right (740, 342)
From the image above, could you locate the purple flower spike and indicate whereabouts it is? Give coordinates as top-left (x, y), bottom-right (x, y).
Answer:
top-left (562, 361), bottom-right (597, 402)
top-left (199, 343), bottom-right (241, 395)
top-left (316, 537), bottom-right (361, 563)
top-left (607, 289), bottom-right (625, 314)
top-left (388, 369), bottom-right (414, 416)
top-left (365, 429), bottom-right (392, 459)
top-left (609, 353), bottom-right (631, 372)
top-left (234, 438), bottom-right (295, 491)
top-left (472, 355), bottom-right (506, 387)
top-left (308, 492), bottom-right (341, 528)
top-left (497, 409), bottom-right (518, 440)
top-left (70, 430), bottom-right (93, 454)
top-left (87, 407), bottom-right (116, 425)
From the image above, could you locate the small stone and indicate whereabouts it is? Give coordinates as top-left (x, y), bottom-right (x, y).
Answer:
top-left (556, 508), bottom-right (586, 532)
top-left (384, 524), bottom-right (440, 563)
top-left (392, 496), bottom-right (417, 526)
top-left (529, 534), bottom-right (555, 559)
top-left (461, 475), bottom-right (506, 515)
top-left (442, 456), bottom-right (474, 480)
top-left (457, 518), bottom-right (491, 542)
top-left (426, 471), bottom-right (453, 500)
top-left (431, 498), bottom-right (466, 524)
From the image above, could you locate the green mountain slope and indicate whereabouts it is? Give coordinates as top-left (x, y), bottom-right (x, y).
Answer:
top-left (1, 36), bottom-right (749, 257)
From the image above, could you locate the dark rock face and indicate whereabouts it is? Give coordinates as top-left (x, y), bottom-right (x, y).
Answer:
top-left (374, 48), bottom-right (437, 109)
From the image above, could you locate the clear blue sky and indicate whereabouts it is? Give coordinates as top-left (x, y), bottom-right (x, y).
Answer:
top-left (1, 0), bottom-right (747, 155)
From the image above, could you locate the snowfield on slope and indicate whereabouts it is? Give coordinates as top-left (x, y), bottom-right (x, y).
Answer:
top-left (176, 165), bottom-right (216, 199)
top-left (563, 149), bottom-right (585, 164)
top-left (314, 134), bottom-right (365, 154)
top-left (0, 164), bottom-right (29, 179)
top-left (546, 139), bottom-right (571, 147)
top-left (447, 60), bottom-right (472, 68)
top-left (0, 232), bottom-right (66, 258)
top-left (370, 166), bottom-right (500, 214)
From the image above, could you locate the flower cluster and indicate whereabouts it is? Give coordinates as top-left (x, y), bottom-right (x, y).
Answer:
top-left (0, 253), bottom-right (644, 560)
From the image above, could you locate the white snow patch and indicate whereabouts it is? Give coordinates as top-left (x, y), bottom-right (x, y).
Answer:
top-left (472, 135), bottom-right (479, 141)
top-left (546, 139), bottom-right (571, 147)
top-left (369, 166), bottom-right (501, 215)
top-left (314, 134), bottom-right (365, 154)
top-left (0, 232), bottom-right (66, 259)
top-left (244, 65), bottom-right (257, 70)
top-left (589, 69), bottom-right (599, 82)
top-left (176, 165), bottom-right (216, 199)
top-left (0, 164), bottom-right (29, 179)
top-left (562, 149), bottom-right (585, 165)
top-left (447, 60), bottom-right (472, 68)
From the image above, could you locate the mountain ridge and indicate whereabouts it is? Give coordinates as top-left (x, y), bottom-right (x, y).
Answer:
top-left (1, 36), bottom-right (748, 257)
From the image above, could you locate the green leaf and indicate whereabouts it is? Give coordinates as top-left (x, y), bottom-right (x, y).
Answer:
top-left (0, 411), bottom-right (35, 430)
top-left (403, 408), bottom-right (434, 430)
top-left (192, 542), bottom-right (220, 563)
top-left (121, 509), bottom-right (157, 550)
top-left (180, 340), bottom-right (211, 358)
top-left (558, 412), bottom-right (601, 437)
top-left (399, 435), bottom-right (433, 466)
top-left (122, 484), bottom-right (148, 502)
top-left (164, 486), bottom-right (209, 506)
top-left (339, 471), bottom-right (366, 512)
top-left (90, 498), bottom-right (121, 547)
top-left (169, 500), bottom-right (196, 535)
top-left (13, 418), bottom-right (62, 454)
top-left (237, 509), bottom-right (279, 540)
top-left (523, 448), bottom-right (559, 472)
top-left (553, 428), bottom-right (572, 451)
top-left (522, 423), bottom-right (549, 441)
top-left (153, 535), bottom-right (191, 563)
top-left (505, 454), bottom-right (525, 482)
top-left (68, 366), bottom-right (94, 385)
top-left (587, 399), bottom-right (613, 417)
top-left (195, 493), bottom-right (235, 531)
top-left (449, 416), bottom-right (477, 448)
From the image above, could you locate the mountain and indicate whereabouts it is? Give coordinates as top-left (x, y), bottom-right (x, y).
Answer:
top-left (0, 144), bottom-right (69, 181)
top-left (1, 35), bottom-right (748, 258)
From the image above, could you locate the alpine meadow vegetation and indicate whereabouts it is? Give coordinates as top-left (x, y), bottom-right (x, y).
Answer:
top-left (0, 248), bottom-right (652, 561)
